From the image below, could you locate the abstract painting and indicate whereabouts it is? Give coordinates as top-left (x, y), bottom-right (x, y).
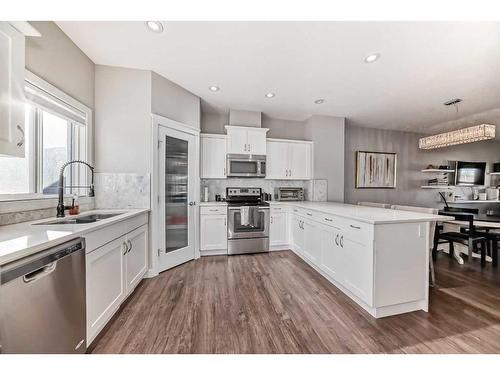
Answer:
top-left (355, 151), bottom-right (397, 189)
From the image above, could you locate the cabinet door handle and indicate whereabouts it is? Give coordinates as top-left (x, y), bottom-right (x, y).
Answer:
top-left (224, 217), bottom-right (226, 226)
top-left (350, 224), bottom-right (361, 229)
top-left (335, 234), bottom-right (339, 246)
top-left (123, 242), bottom-right (128, 255)
top-left (340, 235), bottom-right (344, 248)
top-left (127, 240), bottom-right (133, 253)
top-left (271, 216), bottom-right (273, 224)
top-left (244, 144), bottom-right (247, 152)
top-left (16, 125), bottom-right (25, 147)
top-left (289, 169), bottom-right (292, 177)
top-left (223, 167), bottom-right (226, 176)
top-left (324, 218), bottom-right (333, 222)
top-left (248, 144), bottom-right (251, 152)
top-left (306, 213), bottom-right (312, 216)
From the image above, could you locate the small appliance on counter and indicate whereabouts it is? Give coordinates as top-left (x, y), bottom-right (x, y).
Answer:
top-left (486, 187), bottom-right (500, 201)
top-left (493, 163), bottom-right (500, 173)
top-left (274, 187), bottom-right (304, 201)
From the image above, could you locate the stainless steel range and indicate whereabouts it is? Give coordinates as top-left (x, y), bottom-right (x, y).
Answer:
top-left (226, 187), bottom-right (270, 255)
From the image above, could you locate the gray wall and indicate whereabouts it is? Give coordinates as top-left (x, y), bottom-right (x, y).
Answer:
top-left (305, 115), bottom-right (345, 202)
top-left (94, 65), bottom-right (152, 174)
top-left (344, 124), bottom-right (500, 208)
top-left (26, 21), bottom-right (95, 109)
top-left (151, 72), bottom-right (201, 129)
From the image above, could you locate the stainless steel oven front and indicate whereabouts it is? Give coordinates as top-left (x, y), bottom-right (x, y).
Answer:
top-left (226, 154), bottom-right (266, 178)
top-left (227, 206), bottom-right (270, 239)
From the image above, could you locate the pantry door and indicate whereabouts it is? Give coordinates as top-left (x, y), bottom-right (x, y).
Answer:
top-left (158, 125), bottom-right (197, 272)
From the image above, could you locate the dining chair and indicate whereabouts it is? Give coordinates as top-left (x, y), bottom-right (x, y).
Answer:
top-left (438, 208), bottom-right (489, 267)
top-left (358, 202), bottom-right (391, 209)
top-left (391, 205), bottom-right (439, 286)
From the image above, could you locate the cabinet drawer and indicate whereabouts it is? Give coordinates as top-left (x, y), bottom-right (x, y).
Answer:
top-left (340, 219), bottom-right (373, 245)
top-left (200, 206), bottom-right (227, 215)
top-left (319, 213), bottom-right (342, 229)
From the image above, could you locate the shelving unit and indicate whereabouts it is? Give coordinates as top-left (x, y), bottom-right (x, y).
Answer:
top-left (421, 185), bottom-right (452, 189)
top-left (421, 169), bottom-right (455, 173)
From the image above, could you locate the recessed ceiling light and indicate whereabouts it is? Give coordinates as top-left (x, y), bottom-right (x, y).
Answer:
top-left (265, 92), bottom-right (275, 98)
top-left (208, 85), bottom-right (220, 92)
top-left (146, 21), bottom-right (164, 33)
top-left (364, 53), bottom-right (380, 63)
top-left (314, 99), bottom-right (325, 104)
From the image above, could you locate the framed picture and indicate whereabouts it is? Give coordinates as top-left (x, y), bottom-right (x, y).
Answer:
top-left (355, 151), bottom-right (397, 189)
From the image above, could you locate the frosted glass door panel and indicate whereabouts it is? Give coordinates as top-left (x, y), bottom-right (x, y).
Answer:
top-left (165, 135), bottom-right (188, 253)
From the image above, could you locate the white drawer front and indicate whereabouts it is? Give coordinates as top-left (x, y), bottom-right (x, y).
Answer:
top-left (200, 206), bottom-right (227, 215)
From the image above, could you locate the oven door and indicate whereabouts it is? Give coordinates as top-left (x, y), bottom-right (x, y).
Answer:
top-left (228, 206), bottom-right (270, 239)
top-left (227, 154), bottom-right (266, 178)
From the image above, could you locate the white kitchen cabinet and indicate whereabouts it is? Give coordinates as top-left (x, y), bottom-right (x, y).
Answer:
top-left (266, 141), bottom-right (289, 179)
top-left (200, 214), bottom-right (227, 252)
top-left (125, 225), bottom-right (148, 295)
top-left (319, 225), bottom-right (342, 281)
top-left (302, 219), bottom-right (320, 265)
top-left (225, 125), bottom-right (268, 155)
top-left (201, 134), bottom-right (226, 178)
top-left (86, 218), bottom-right (149, 344)
top-left (86, 236), bottom-right (126, 343)
top-left (340, 233), bottom-right (372, 305)
top-left (291, 214), bottom-right (305, 255)
top-left (270, 209), bottom-right (288, 247)
top-left (0, 22), bottom-right (26, 157)
top-left (266, 139), bottom-right (312, 180)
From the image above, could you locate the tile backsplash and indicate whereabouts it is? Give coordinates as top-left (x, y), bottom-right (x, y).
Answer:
top-left (94, 173), bottom-right (151, 209)
top-left (200, 179), bottom-right (328, 202)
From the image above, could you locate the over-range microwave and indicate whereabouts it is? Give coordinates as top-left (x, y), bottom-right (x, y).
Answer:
top-left (226, 154), bottom-right (266, 178)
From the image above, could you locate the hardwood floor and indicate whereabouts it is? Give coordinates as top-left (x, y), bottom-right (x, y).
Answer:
top-left (90, 250), bottom-right (500, 354)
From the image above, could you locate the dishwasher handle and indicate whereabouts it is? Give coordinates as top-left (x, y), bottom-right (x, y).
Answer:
top-left (23, 262), bottom-right (57, 283)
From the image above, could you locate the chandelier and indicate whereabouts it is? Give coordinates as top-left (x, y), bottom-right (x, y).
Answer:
top-left (419, 124), bottom-right (496, 150)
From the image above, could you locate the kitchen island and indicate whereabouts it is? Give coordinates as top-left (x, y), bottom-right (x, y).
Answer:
top-left (269, 201), bottom-right (452, 318)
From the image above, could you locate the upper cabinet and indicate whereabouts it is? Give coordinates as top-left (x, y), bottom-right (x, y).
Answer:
top-left (200, 134), bottom-right (227, 179)
top-left (0, 22), bottom-right (26, 157)
top-left (225, 126), bottom-right (268, 155)
top-left (267, 139), bottom-right (313, 180)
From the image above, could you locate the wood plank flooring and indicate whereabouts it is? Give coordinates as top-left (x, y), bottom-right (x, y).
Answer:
top-left (90, 250), bottom-right (500, 354)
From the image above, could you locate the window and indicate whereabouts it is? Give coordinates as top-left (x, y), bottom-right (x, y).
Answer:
top-left (0, 72), bottom-right (91, 199)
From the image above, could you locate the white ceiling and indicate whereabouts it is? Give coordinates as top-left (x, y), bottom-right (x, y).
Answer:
top-left (57, 21), bottom-right (500, 134)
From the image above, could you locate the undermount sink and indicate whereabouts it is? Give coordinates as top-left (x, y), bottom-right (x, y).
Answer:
top-left (34, 213), bottom-right (124, 225)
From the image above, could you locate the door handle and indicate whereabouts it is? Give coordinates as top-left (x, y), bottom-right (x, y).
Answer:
top-left (271, 216), bottom-right (273, 224)
top-left (127, 240), bottom-right (132, 253)
top-left (16, 125), bottom-right (25, 147)
top-left (248, 144), bottom-right (251, 152)
top-left (244, 144), bottom-right (247, 152)
top-left (189, 201), bottom-right (196, 206)
top-left (335, 234), bottom-right (339, 246)
top-left (340, 235), bottom-right (344, 248)
top-left (123, 242), bottom-right (128, 255)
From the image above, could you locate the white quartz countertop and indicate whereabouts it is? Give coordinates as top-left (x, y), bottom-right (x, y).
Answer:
top-left (0, 209), bottom-right (149, 266)
top-left (269, 201), bottom-right (452, 224)
top-left (199, 201), bottom-right (227, 206)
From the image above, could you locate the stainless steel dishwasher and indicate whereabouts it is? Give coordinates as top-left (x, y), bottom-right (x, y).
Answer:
top-left (0, 238), bottom-right (86, 354)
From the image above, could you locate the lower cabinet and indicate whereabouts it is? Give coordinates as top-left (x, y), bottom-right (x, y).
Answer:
top-left (86, 223), bottom-right (148, 344)
top-left (302, 219), bottom-right (320, 264)
top-left (319, 224), bottom-right (342, 281)
top-left (291, 215), bottom-right (305, 255)
top-left (200, 212), bottom-right (227, 253)
top-left (270, 209), bottom-right (288, 247)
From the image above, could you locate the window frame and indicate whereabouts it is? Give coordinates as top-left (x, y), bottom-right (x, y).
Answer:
top-left (0, 70), bottom-right (93, 202)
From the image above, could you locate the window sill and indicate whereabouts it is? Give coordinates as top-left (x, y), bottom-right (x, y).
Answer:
top-left (0, 195), bottom-right (94, 214)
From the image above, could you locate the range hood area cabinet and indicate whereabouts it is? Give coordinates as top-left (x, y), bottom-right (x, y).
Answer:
top-left (200, 134), bottom-right (227, 179)
top-left (266, 139), bottom-right (313, 180)
top-left (225, 125), bottom-right (268, 155)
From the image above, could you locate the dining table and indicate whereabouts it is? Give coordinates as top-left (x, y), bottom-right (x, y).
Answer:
top-left (437, 209), bottom-right (500, 266)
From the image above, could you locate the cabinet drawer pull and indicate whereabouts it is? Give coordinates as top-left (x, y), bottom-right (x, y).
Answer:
top-left (324, 218), bottom-right (333, 222)
top-left (335, 234), bottom-right (339, 246)
top-left (16, 125), bottom-right (25, 147)
top-left (209, 209), bottom-right (219, 212)
top-left (350, 224), bottom-right (361, 229)
top-left (340, 235), bottom-right (344, 248)
top-left (306, 213), bottom-right (312, 216)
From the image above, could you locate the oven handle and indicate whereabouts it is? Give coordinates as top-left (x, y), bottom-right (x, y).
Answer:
top-left (228, 206), bottom-right (270, 210)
